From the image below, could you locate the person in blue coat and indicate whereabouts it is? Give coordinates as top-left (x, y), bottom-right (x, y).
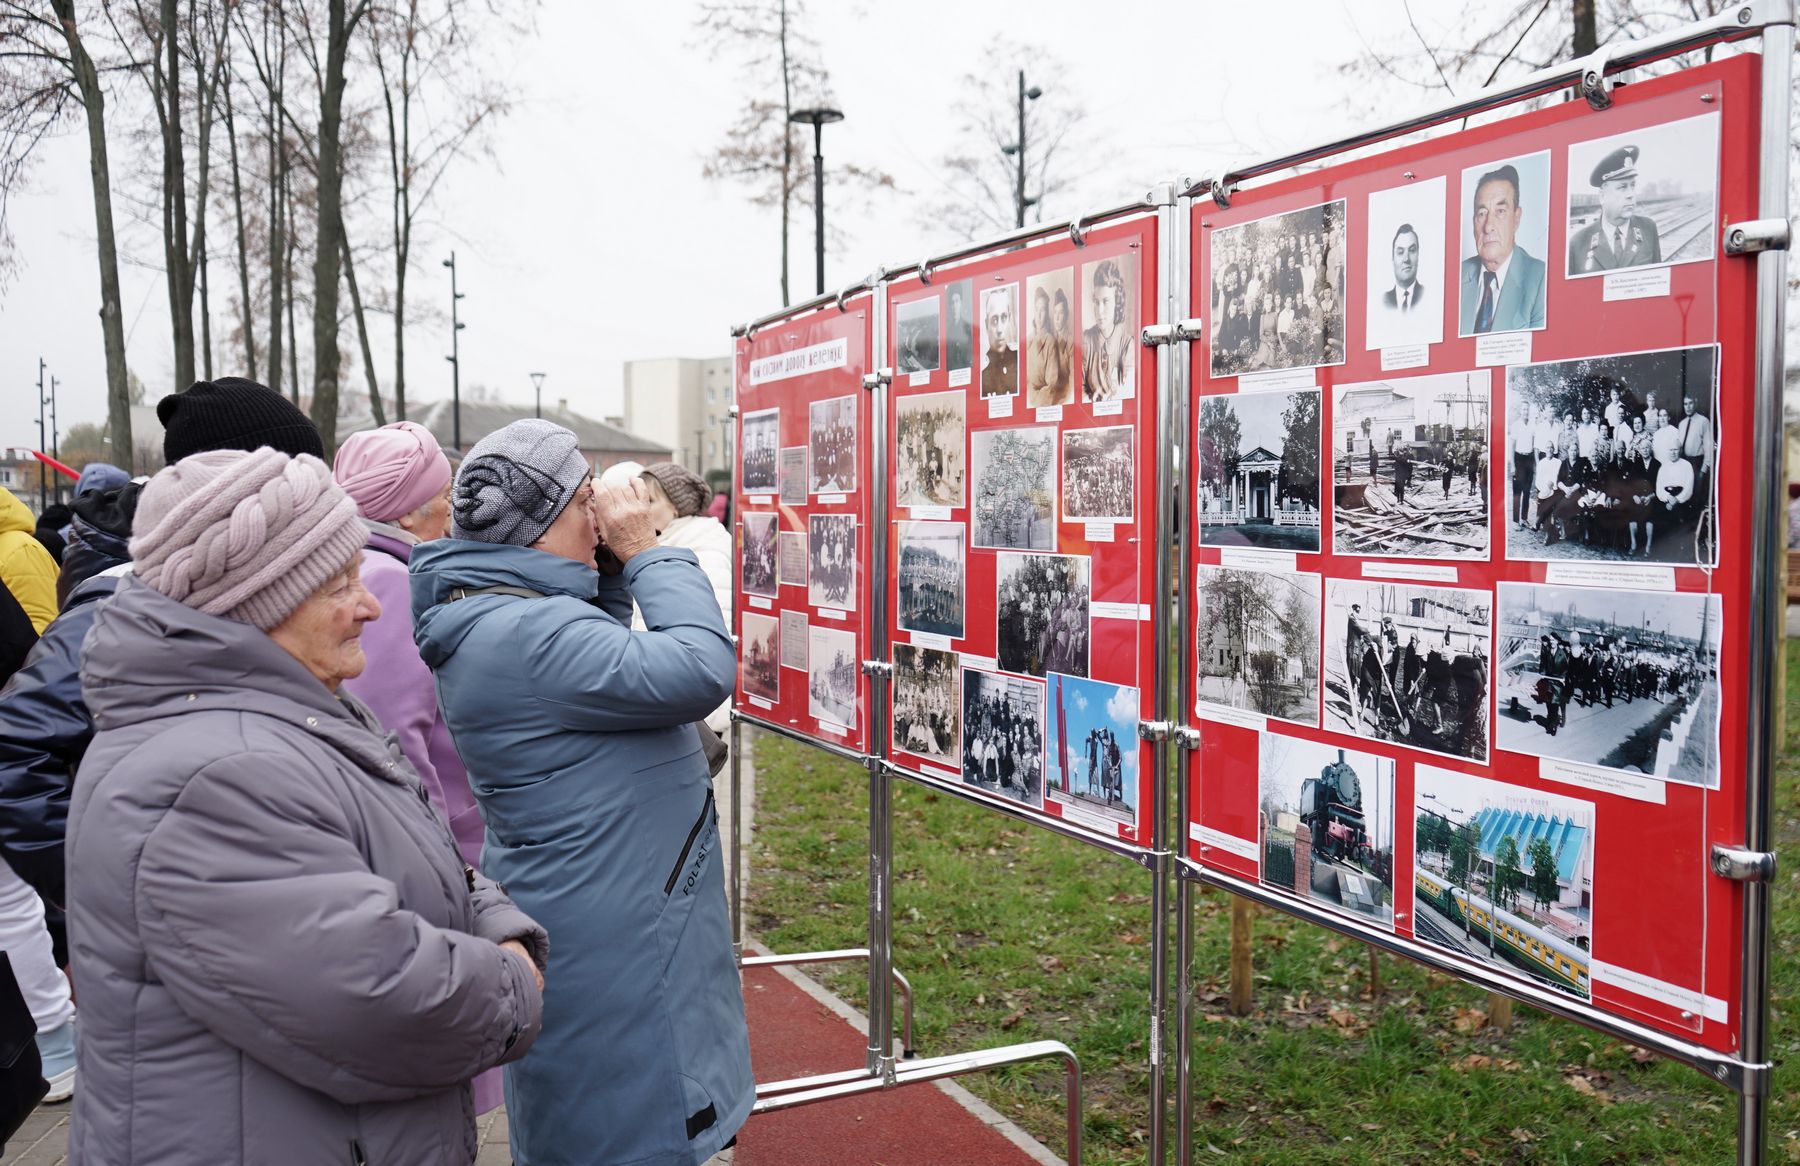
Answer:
top-left (410, 419), bottom-right (752, 1166)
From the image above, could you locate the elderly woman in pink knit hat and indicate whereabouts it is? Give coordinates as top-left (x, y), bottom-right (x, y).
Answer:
top-left (331, 422), bottom-right (486, 869)
top-left (65, 448), bottom-right (545, 1165)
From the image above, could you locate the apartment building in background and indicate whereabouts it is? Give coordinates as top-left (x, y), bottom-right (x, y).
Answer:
top-left (621, 357), bottom-right (733, 477)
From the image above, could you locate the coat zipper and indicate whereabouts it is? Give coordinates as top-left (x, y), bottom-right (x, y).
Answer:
top-left (663, 791), bottom-right (715, 896)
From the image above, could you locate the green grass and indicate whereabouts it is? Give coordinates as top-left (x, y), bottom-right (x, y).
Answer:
top-left (745, 649), bottom-right (1798, 1165)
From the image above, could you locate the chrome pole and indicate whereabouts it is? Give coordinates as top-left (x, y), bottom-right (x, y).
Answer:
top-left (1170, 187), bottom-right (1198, 1166)
top-left (731, 715), bottom-right (744, 957)
top-left (865, 280), bottom-right (898, 1076)
top-left (1738, 18), bottom-right (1791, 1165)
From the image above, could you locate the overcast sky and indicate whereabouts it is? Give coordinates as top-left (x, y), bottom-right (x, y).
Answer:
top-left (1, 0), bottom-right (1433, 451)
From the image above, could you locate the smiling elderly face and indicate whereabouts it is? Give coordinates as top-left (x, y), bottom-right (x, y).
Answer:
top-left (268, 554), bottom-right (382, 691)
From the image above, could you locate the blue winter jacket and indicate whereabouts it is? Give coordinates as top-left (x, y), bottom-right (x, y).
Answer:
top-left (410, 540), bottom-right (752, 1166)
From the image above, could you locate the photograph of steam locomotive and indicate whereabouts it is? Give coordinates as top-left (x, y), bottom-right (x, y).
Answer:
top-left (1323, 579), bottom-right (1491, 762)
top-left (1258, 734), bottom-right (1395, 928)
top-left (1412, 765), bottom-right (1595, 1001)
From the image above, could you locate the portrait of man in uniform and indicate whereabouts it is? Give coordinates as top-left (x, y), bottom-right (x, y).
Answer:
top-left (1568, 146), bottom-right (1661, 273)
top-left (980, 283), bottom-right (1020, 398)
top-left (1457, 152), bottom-right (1550, 336)
top-left (1565, 113), bottom-right (1720, 278)
top-left (945, 279), bottom-right (975, 371)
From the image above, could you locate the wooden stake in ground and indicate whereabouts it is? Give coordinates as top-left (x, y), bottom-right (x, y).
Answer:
top-left (1488, 992), bottom-right (1513, 1029)
top-left (1229, 896), bottom-right (1254, 1016)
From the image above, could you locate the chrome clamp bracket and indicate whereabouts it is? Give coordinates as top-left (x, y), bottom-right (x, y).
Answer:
top-left (1579, 43), bottom-right (1618, 110)
top-left (861, 659), bottom-right (894, 679)
top-left (1137, 720), bottom-right (1174, 743)
top-left (1212, 174), bottom-right (1239, 210)
top-left (862, 368), bottom-right (894, 391)
top-left (1145, 181), bottom-right (1177, 207)
top-left (1172, 725), bottom-right (1202, 751)
top-left (1173, 318), bottom-right (1207, 343)
top-left (1723, 217), bottom-right (1790, 255)
top-left (1141, 323), bottom-right (1179, 348)
top-left (1706, 1056), bottom-right (1772, 1096)
top-left (1709, 843), bottom-right (1776, 882)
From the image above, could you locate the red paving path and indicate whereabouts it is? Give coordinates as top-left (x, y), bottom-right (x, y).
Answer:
top-left (734, 964), bottom-right (1050, 1166)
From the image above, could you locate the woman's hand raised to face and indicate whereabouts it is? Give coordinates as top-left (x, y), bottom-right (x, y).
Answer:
top-left (593, 478), bottom-right (659, 564)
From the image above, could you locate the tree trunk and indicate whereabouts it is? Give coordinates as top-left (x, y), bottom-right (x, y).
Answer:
top-left (50, 0), bottom-right (132, 470)
top-left (266, 7), bottom-right (285, 398)
top-left (341, 233), bottom-right (385, 426)
top-left (222, 71), bottom-right (256, 378)
top-left (1228, 895), bottom-right (1254, 1017)
top-left (309, 0), bottom-right (353, 455)
top-left (1571, 0), bottom-right (1597, 57)
top-left (777, 0), bottom-right (791, 307)
top-left (199, 231), bottom-right (213, 380)
top-left (161, 0), bottom-right (195, 391)
top-left (284, 167), bottom-right (299, 406)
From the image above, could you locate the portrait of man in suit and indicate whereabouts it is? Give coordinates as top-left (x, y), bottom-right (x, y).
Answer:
top-left (979, 283), bottom-right (1020, 399)
top-left (1568, 145), bottom-right (1663, 274)
top-left (1364, 174), bottom-right (1444, 352)
top-left (1458, 156), bottom-right (1549, 336)
top-left (1382, 223), bottom-right (1425, 312)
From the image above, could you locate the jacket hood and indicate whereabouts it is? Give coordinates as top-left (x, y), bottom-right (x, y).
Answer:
top-left (409, 539), bottom-right (598, 668)
top-left (0, 487), bottom-right (33, 536)
top-left (82, 575), bottom-right (403, 783)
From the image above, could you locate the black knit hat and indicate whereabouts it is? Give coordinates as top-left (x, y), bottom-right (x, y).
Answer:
top-left (158, 377), bottom-right (323, 463)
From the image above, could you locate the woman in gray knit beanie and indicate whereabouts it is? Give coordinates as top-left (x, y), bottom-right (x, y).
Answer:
top-left (65, 448), bottom-right (547, 1165)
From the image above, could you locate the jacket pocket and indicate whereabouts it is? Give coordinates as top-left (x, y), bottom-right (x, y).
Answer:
top-left (663, 790), bottom-right (716, 895)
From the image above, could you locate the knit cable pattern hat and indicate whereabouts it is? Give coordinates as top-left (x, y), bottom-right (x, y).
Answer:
top-left (452, 419), bottom-right (590, 546)
top-left (130, 448), bottom-right (366, 631)
top-left (641, 462), bottom-right (712, 518)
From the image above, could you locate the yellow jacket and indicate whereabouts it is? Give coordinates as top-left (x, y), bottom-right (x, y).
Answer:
top-left (0, 487), bottom-right (59, 633)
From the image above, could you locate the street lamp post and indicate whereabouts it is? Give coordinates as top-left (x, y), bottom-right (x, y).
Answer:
top-left (443, 252), bottom-right (466, 451)
top-left (531, 372), bottom-right (547, 419)
top-left (788, 106), bottom-right (844, 297)
top-left (1000, 72), bottom-right (1043, 229)
top-left (48, 376), bottom-right (60, 505)
top-left (35, 358), bottom-right (46, 512)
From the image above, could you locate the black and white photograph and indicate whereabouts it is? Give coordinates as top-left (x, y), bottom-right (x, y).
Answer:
top-left (896, 295), bottom-right (942, 375)
top-left (778, 529), bottom-right (807, 588)
top-left (1364, 176), bottom-right (1446, 351)
top-left (979, 283), bottom-right (1020, 398)
top-left (808, 394), bottom-right (857, 495)
top-left (1209, 199), bottom-right (1348, 377)
top-left (779, 446), bottom-right (807, 505)
top-left (896, 521), bottom-right (965, 639)
top-left (1413, 766), bottom-right (1594, 1001)
top-left (960, 668), bottom-right (1045, 810)
top-left (807, 624), bottom-right (859, 728)
top-left (1332, 371), bottom-right (1490, 559)
top-left (740, 512), bottom-right (777, 597)
top-left (741, 407), bottom-right (779, 494)
top-left (1458, 151), bottom-right (1551, 336)
top-left (1196, 388), bottom-right (1321, 551)
top-left (971, 426), bottom-right (1057, 550)
top-left (1495, 583), bottom-right (1721, 788)
top-left (1062, 425), bottom-right (1134, 523)
top-left (740, 612), bottom-right (779, 701)
top-left (1044, 673), bottom-right (1140, 829)
top-left (892, 643), bottom-right (960, 766)
top-left (780, 609), bottom-right (809, 671)
top-left (1323, 579), bottom-right (1491, 763)
top-left (1259, 735), bottom-right (1395, 928)
top-left (1194, 565), bottom-right (1321, 727)
top-left (1025, 267), bottom-right (1076, 408)
top-left (808, 514), bottom-right (856, 611)
top-left (1082, 253), bottom-right (1138, 402)
top-left (1503, 345), bottom-right (1718, 565)
top-left (945, 279), bottom-right (976, 371)
top-left (1566, 113), bottom-right (1719, 277)
top-left (895, 390), bottom-right (966, 508)
top-left (996, 552), bottom-right (1090, 678)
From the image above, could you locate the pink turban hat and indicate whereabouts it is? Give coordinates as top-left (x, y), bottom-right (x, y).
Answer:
top-left (332, 421), bottom-right (452, 522)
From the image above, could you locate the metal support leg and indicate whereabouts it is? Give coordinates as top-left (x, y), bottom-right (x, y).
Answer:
top-left (730, 716), bottom-right (745, 959)
top-left (742, 948), bottom-right (916, 1059)
top-left (1174, 876), bottom-right (1195, 1163)
top-left (866, 756), bottom-right (895, 1082)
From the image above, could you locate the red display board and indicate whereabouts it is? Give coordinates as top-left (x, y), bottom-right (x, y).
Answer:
top-left (883, 216), bottom-right (1163, 850)
top-left (1182, 58), bottom-right (1759, 1053)
top-left (733, 297), bottom-right (875, 755)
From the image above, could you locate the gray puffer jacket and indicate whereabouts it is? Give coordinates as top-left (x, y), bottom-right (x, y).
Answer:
top-left (66, 577), bottom-right (546, 1166)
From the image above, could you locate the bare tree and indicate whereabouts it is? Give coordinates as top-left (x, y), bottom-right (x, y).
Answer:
top-left (368, 0), bottom-right (515, 421)
top-left (919, 40), bottom-right (1101, 245)
top-left (697, 0), bottom-right (893, 306)
top-left (0, 2), bottom-right (134, 467)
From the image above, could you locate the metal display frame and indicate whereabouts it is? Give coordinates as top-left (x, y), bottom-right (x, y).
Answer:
top-left (721, 9), bottom-right (1786, 1162)
top-left (1169, 9), bottom-right (1790, 1166)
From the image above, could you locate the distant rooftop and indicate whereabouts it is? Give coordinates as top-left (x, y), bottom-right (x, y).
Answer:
top-left (343, 398), bottom-right (671, 458)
